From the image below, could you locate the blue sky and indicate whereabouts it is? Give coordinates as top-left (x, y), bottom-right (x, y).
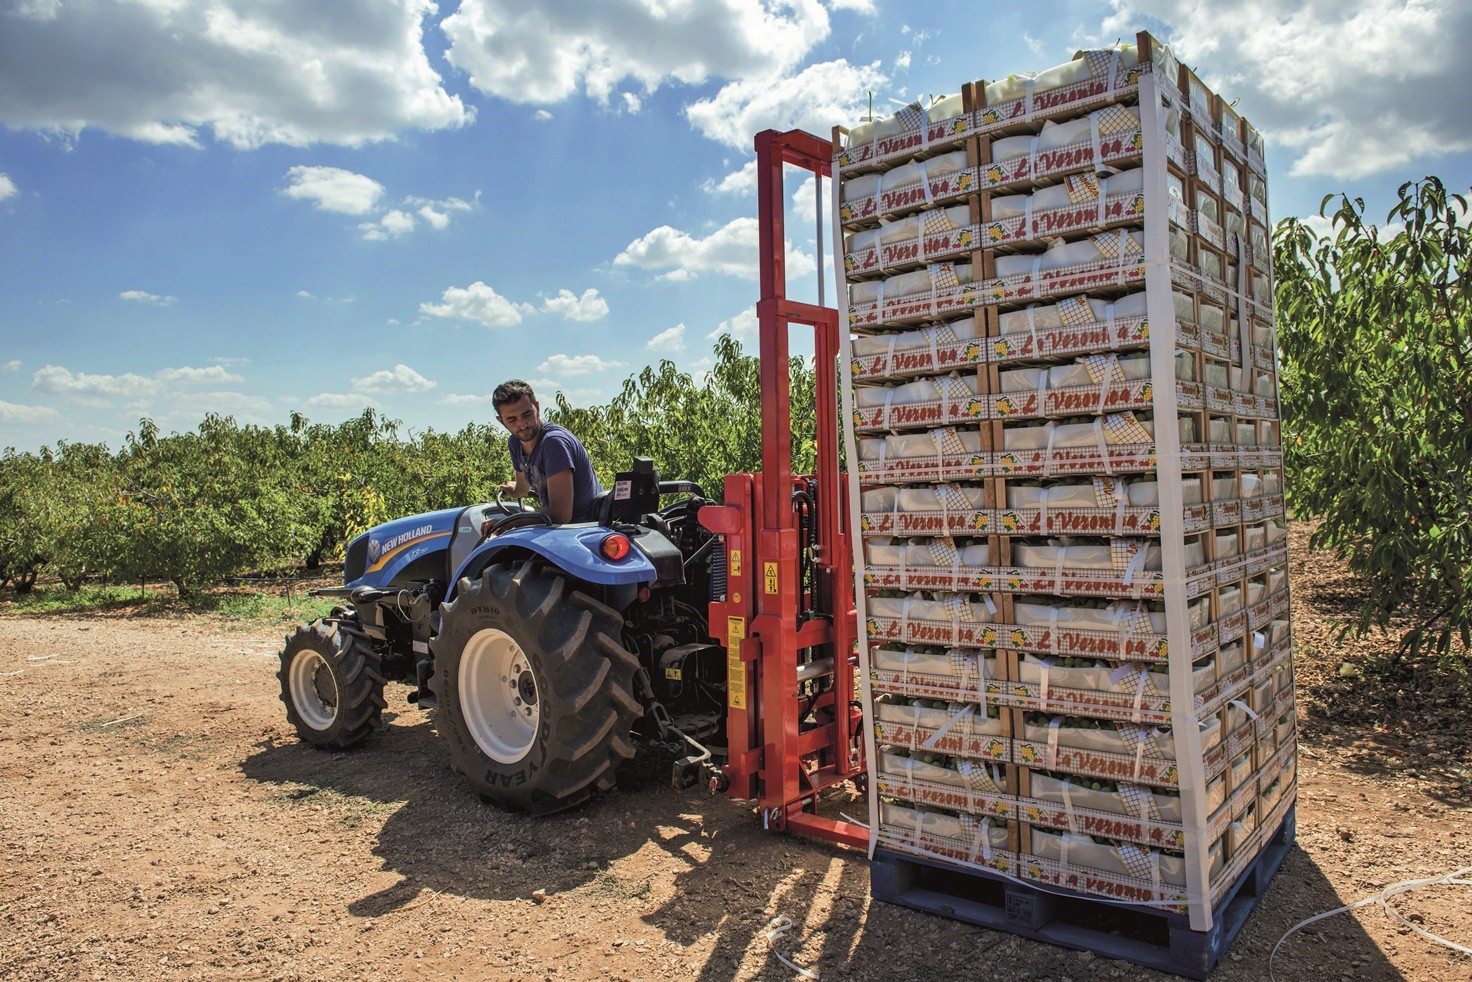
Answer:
top-left (2, 0), bottom-right (1469, 452)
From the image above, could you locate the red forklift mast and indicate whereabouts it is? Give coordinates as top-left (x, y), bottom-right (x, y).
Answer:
top-left (699, 129), bottom-right (867, 849)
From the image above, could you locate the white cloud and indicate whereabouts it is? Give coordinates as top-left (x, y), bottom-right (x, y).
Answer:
top-left (533, 109), bottom-right (553, 121)
top-left (32, 363), bottom-right (244, 403)
top-left (417, 205), bottom-right (449, 229)
top-left (647, 323), bottom-right (686, 352)
top-left (305, 392), bottom-right (379, 410)
top-left (703, 158), bottom-right (758, 195)
top-left (685, 58), bottom-right (888, 148)
top-left (538, 354), bottom-right (623, 376)
top-left (0, 173), bottom-right (16, 201)
top-left (708, 307), bottom-right (758, 343)
top-left (283, 166), bottom-right (384, 215)
top-left (0, 0), bottom-right (472, 148)
top-left (826, 0), bottom-right (874, 10)
top-left (156, 365), bottom-right (243, 384)
top-left (352, 363), bottom-right (436, 393)
top-left (33, 365), bottom-right (160, 401)
top-left (419, 281), bottom-right (533, 327)
top-left (119, 289), bottom-right (178, 307)
top-left (614, 217), bottom-right (814, 280)
top-left (441, 0), bottom-right (831, 105)
top-left (0, 399), bottom-right (58, 424)
top-left (542, 288), bottom-right (609, 322)
top-left (296, 289), bottom-right (316, 299)
top-left (790, 173), bottom-right (832, 225)
top-left (1022, 32), bottom-right (1045, 55)
top-left (361, 208), bottom-right (415, 240)
top-left (1100, 1), bottom-right (1472, 180)
top-left (1, 360), bottom-right (19, 372)
top-left (621, 91), bottom-right (642, 113)
top-left (893, 50), bottom-right (911, 72)
top-left (441, 392), bottom-right (494, 406)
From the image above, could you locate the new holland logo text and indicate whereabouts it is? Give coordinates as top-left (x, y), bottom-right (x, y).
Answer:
top-left (371, 524), bottom-right (434, 562)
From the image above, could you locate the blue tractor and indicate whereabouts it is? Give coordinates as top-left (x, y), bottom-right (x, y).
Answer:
top-left (277, 458), bottom-right (728, 814)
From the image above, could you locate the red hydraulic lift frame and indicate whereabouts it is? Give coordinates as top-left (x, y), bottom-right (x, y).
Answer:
top-left (700, 129), bottom-right (867, 850)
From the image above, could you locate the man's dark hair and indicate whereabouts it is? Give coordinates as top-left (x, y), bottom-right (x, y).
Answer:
top-left (492, 379), bottom-right (537, 413)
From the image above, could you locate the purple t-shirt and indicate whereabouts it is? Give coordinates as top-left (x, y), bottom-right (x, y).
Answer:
top-left (508, 423), bottom-right (604, 523)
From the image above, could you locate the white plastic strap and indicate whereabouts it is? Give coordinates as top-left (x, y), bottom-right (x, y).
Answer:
top-left (982, 594), bottom-right (998, 617)
top-left (1038, 486), bottom-right (1050, 530)
top-left (1122, 545), bottom-right (1146, 585)
top-left (1096, 353), bottom-right (1118, 413)
top-left (1026, 303), bottom-right (1040, 349)
top-left (1096, 173), bottom-right (1109, 228)
top-left (1089, 111), bottom-right (1103, 171)
top-left (1092, 417), bottom-right (1113, 474)
top-left (1037, 656), bottom-right (1053, 713)
top-left (1132, 734), bottom-right (1147, 781)
top-left (973, 816), bottom-right (994, 862)
top-left (922, 702), bottom-right (973, 750)
top-left (916, 159), bottom-right (933, 205)
top-left (1029, 135), bottom-right (1040, 176)
top-left (1113, 488), bottom-right (1127, 535)
top-left (1024, 196), bottom-right (1035, 238)
top-left (1131, 666), bottom-right (1149, 722)
top-left (1106, 51), bottom-right (1121, 94)
top-left (1230, 698), bottom-right (1260, 721)
top-left (1025, 78), bottom-right (1036, 116)
top-left (1104, 300), bottom-right (1116, 333)
top-left (1060, 778), bottom-right (1080, 832)
top-left (1046, 716), bottom-right (1061, 770)
top-left (883, 387), bottom-right (897, 428)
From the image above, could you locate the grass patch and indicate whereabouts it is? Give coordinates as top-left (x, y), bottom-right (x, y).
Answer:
top-left (0, 580), bottom-right (336, 628)
top-left (270, 784), bottom-right (405, 828)
top-left (211, 591), bottom-right (337, 631)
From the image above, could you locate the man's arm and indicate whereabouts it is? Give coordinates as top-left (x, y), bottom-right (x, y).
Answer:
top-left (543, 469), bottom-right (574, 525)
top-left (501, 471), bottom-right (531, 497)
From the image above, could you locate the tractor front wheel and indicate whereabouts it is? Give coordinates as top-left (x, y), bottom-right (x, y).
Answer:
top-left (277, 617), bottom-right (385, 749)
top-left (432, 561), bottom-right (641, 814)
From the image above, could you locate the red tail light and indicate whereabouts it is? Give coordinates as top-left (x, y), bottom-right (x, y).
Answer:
top-left (600, 533), bottom-right (631, 561)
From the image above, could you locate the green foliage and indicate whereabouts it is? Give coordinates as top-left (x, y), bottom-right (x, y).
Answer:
top-left (1275, 177), bottom-right (1471, 659)
top-left (548, 334), bottom-right (818, 495)
top-left (0, 330), bottom-right (808, 596)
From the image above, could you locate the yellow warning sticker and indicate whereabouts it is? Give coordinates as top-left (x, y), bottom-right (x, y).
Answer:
top-left (726, 616), bottom-right (746, 641)
top-left (665, 667), bottom-right (682, 680)
top-left (729, 549), bottom-right (742, 576)
top-left (764, 562), bottom-right (779, 594)
top-left (728, 640), bottom-right (746, 709)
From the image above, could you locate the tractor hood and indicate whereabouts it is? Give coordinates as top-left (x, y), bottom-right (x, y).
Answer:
top-left (344, 507), bottom-right (462, 586)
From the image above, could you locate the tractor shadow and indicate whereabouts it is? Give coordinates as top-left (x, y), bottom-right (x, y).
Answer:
top-left (239, 695), bottom-right (713, 916)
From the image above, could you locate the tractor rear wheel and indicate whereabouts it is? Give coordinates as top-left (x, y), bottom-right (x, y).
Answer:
top-left (277, 617), bottom-right (386, 749)
top-left (432, 560), bottom-right (641, 814)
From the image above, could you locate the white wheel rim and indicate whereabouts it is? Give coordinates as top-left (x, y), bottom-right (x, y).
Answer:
top-left (459, 628), bottom-right (540, 764)
top-left (289, 648), bottom-right (338, 730)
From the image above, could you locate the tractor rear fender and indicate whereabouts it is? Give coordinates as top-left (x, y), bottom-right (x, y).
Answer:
top-left (446, 524), bottom-right (656, 602)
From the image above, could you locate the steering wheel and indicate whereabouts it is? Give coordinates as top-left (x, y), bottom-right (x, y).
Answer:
top-left (495, 487), bottom-right (538, 514)
top-left (478, 489), bottom-right (548, 544)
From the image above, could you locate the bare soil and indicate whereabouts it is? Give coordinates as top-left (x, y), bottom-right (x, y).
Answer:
top-left (1, 524), bottom-right (1468, 981)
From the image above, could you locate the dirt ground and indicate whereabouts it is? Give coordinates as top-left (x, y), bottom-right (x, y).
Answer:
top-left (1, 525), bottom-right (1469, 981)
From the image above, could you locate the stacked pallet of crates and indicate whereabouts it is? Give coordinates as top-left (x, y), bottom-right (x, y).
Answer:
top-left (832, 30), bottom-right (1296, 958)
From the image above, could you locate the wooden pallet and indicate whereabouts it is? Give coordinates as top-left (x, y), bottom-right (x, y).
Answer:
top-left (870, 803), bottom-right (1295, 979)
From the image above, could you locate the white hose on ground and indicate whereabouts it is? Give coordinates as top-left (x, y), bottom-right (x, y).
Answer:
top-left (1269, 864), bottom-right (1472, 982)
top-left (765, 915), bottom-right (819, 980)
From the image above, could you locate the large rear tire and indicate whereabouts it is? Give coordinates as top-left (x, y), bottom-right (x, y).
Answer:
top-left (277, 617), bottom-right (385, 749)
top-left (432, 560), bottom-right (641, 814)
